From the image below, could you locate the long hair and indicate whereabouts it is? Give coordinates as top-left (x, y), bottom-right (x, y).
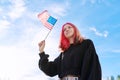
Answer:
top-left (59, 22), bottom-right (84, 51)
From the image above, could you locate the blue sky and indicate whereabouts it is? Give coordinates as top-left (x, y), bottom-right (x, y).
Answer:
top-left (0, 0), bottom-right (120, 80)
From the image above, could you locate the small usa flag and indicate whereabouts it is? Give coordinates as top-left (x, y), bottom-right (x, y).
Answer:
top-left (38, 10), bottom-right (57, 30)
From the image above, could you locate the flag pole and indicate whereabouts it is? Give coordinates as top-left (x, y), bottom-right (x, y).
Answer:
top-left (38, 10), bottom-right (57, 40)
top-left (44, 29), bottom-right (52, 40)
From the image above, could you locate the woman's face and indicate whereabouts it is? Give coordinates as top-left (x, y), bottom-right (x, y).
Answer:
top-left (63, 24), bottom-right (75, 39)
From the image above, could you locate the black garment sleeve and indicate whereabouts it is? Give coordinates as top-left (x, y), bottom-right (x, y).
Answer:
top-left (80, 40), bottom-right (102, 80)
top-left (38, 52), bottom-right (59, 77)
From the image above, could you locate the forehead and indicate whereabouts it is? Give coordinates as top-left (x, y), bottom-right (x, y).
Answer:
top-left (64, 24), bottom-right (73, 28)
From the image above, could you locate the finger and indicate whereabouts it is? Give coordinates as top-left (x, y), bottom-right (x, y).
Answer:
top-left (38, 41), bottom-right (42, 46)
top-left (43, 40), bottom-right (45, 43)
top-left (39, 40), bottom-right (45, 46)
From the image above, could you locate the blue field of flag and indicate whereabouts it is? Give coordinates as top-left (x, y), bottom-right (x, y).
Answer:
top-left (47, 16), bottom-right (57, 26)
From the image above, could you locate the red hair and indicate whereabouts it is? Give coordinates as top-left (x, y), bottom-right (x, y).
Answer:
top-left (59, 22), bottom-right (84, 51)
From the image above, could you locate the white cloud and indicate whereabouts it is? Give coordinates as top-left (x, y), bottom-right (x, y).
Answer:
top-left (0, 46), bottom-right (18, 80)
top-left (90, 0), bottom-right (96, 4)
top-left (43, 2), bottom-right (70, 17)
top-left (0, 44), bottom-right (39, 80)
top-left (0, 8), bottom-right (3, 13)
top-left (0, 37), bottom-right (48, 80)
top-left (8, 0), bottom-right (26, 20)
top-left (0, 20), bottom-right (59, 79)
top-left (103, 31), bottom-right (108, 37)
top-left (0, 20), bottom-right (10, 31)
top-left (0, 20), bottom-right (10, 37)
top-left (89, 27), bottom-right (108, 38)
top-left (81, 0), bottom-right (97, 5)
top-left (112, 49), bottom-right (120, 53)
top-left (80, 0), bottom-right (108, 5)
top-left (0, 0), bottom-right (27, 38)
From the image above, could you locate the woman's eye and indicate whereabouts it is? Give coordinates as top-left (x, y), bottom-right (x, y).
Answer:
top-left (68, 26), bottom-right (71, 29)
top-left (63, 28), bottom-right (66, 31)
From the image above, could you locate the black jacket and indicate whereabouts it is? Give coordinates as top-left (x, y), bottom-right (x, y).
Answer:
top-left (38, 39), bottom-right (102, 80)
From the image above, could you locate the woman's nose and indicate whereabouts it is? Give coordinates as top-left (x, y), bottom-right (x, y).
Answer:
top-left (64, 27), bottom-right (70, 32)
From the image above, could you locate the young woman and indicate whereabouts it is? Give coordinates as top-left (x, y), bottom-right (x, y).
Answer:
top-left (38, 22), bottom-right (102, 80)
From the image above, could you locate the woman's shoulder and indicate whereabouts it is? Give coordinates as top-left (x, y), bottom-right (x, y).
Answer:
top-left (80, 39), bottom-right (94, 47)
top-left (83, 39), bottom-right (93, 44)
top-left (77, 39), bottom-right (94, 47)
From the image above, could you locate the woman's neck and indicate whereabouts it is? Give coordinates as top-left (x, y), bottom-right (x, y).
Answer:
top-left (69, 38), bottom-right (74, 44)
